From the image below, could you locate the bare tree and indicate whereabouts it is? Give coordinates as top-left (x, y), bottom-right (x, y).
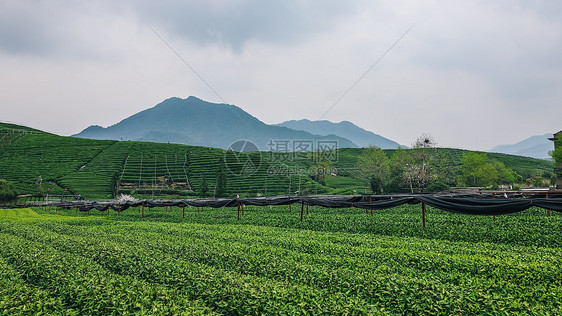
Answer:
top-left (411, 133), bottom-right (437, 192)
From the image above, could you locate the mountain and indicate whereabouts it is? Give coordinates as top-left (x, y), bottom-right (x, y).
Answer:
top-left (489, 133), bottom-right (554, 159)
top-left (275, 119), bottom-right (402, 149)
top-left (73, 96), bottom-right (358, 150)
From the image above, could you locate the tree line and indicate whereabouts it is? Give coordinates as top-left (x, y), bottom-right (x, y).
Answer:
top-left (356, 134), bottom-right (552, 194)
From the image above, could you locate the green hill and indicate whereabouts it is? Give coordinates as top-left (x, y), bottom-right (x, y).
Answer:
top-left (0, 123), bottom-right (554, 199)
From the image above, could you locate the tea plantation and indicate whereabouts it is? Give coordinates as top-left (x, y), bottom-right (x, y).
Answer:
top-left (0, 123), bottom-right (553, 200)
top-left (1, 205), bottom-right (561, 314)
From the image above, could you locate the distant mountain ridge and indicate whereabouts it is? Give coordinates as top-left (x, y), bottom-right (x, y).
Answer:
top-left (73, 97), bottom-right (358, 150)
top-left (488, 133), bottom-right (554, 159)
top-left (275, 119), bottom-right (402, 149)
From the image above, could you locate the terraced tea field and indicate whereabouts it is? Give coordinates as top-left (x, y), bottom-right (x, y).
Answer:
top-left (1, 205), bottom-right (561, 314)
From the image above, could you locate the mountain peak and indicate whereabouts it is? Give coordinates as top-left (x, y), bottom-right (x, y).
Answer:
top-left (488, 133), bottom-right (553, 159)
top-left (73, 97), bottom-right (358, 150)
top-left (275, 119), bottom-right (402, 149)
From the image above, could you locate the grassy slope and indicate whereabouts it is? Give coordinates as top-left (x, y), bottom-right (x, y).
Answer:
top-left (0, 123), bottom-right (554, 199)
top-left (0, 206), bottom-right (561, 314)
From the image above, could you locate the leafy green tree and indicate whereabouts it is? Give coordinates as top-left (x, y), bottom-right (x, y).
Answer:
top-left (0, 179), bottom-right (18, 203)
top-left (458, 152), bottom-right (520, 187)
top-left (357, 146), bottom-right (389, 194)
top-left (199, 177), bottom-right (209, 197)
top-left (491, 160), bottom-right (521, 184)
top-left (387, 147), bottom-right (414, 193)
top-left (310, 156), bottom-right (332, 186)
top-left (458, 152), bottom-right (497, 186)
top-left (215, 161), bottom-right (227, 197)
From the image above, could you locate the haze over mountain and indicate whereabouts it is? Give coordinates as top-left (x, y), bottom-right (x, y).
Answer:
top-left (74, 97), bottom-right (358, 150)
top-left (488, 133), bottom-right (554, 159)
top-left (276, 119), bottom-right (402, 149)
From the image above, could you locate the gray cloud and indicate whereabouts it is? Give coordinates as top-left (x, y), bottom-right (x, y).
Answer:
top-left (1, 0), bottom-right (561, 150)
top-left (130, 0), bottom-right (358, 50)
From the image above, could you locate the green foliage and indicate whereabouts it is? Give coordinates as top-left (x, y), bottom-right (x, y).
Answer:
top-left (387, 147), bottom-right (415, 193)
top-left (425, 179), bottom-right (450, 192)
top-left (214, 160), bottom-right (227, 197)
top-left (0, 130), bottom-right (553, 198)
top-left (0, 179), bottom-right (18, 203)
top-left (199, 177), bottom-right (209, 197)
top-left (1, 206), bottom-right (562, 314)
top-left (458, 152), bottom-right (520, 187)
top-left (357, 146), bottom-right (389, 194)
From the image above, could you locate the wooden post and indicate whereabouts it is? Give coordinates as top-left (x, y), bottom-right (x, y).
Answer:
top-left (182, 206), bottom-right (185, 218)
top-left (422, 202), bottom-right (426, 228)
top-left (289, 204), bottom-right (292, 213)
top-left (117, 205), bottom-right (121, 216)
top-left (371, 209), bottom-right (373, 216)
top-left (300, 202), bottom-right (304, 222)
top-left (142, 202), bottom-right (145, 218)
top-left (306, 203), bottom-right (309, 215)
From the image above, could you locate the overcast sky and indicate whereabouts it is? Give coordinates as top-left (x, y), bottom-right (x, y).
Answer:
top-left (1, 0), bottom-right (561, 150)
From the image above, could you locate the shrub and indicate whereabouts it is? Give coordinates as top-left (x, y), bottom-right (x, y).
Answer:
top-left (0, 179), bottom-right (18, 202)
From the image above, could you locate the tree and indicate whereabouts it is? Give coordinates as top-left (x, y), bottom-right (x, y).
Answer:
top-left (0, 179), bottom-right (18, 203)
top-left (199, 177), bottom-right (209, 197)
top-left (458, 152), bottom-right (497, 187)
top-left (491, 160), bottom-right (521, 184)
top-left (310, 155), bottom-right (332, 186)
top-left (214, 161), bottom-right (227, 197)
top-left (458, 152), bottom-right (520, 187)
top-left (387, 147), bottom-right (415, 193)
top-left (410, 133), bottom-right (437, 192)
top-left (357, 146), bottom-right (389, 194)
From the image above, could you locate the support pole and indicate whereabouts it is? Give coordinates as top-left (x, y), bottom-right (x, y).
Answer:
top-left (142, 202), bottom-right (145, 218)
top-left (289, 204), bottom-right (292, 213)
top-left (422, 202), bottom-right (426, 228)
top-left (182, 206), bottom-right (185, 218)
top-left (306, 203), bottom-right (309, 215)
top-left (300, 202), bottom-right (304, 222)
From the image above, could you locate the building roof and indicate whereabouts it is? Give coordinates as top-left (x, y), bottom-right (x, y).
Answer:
top-left (548, 130), bottom-right (562, 141)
